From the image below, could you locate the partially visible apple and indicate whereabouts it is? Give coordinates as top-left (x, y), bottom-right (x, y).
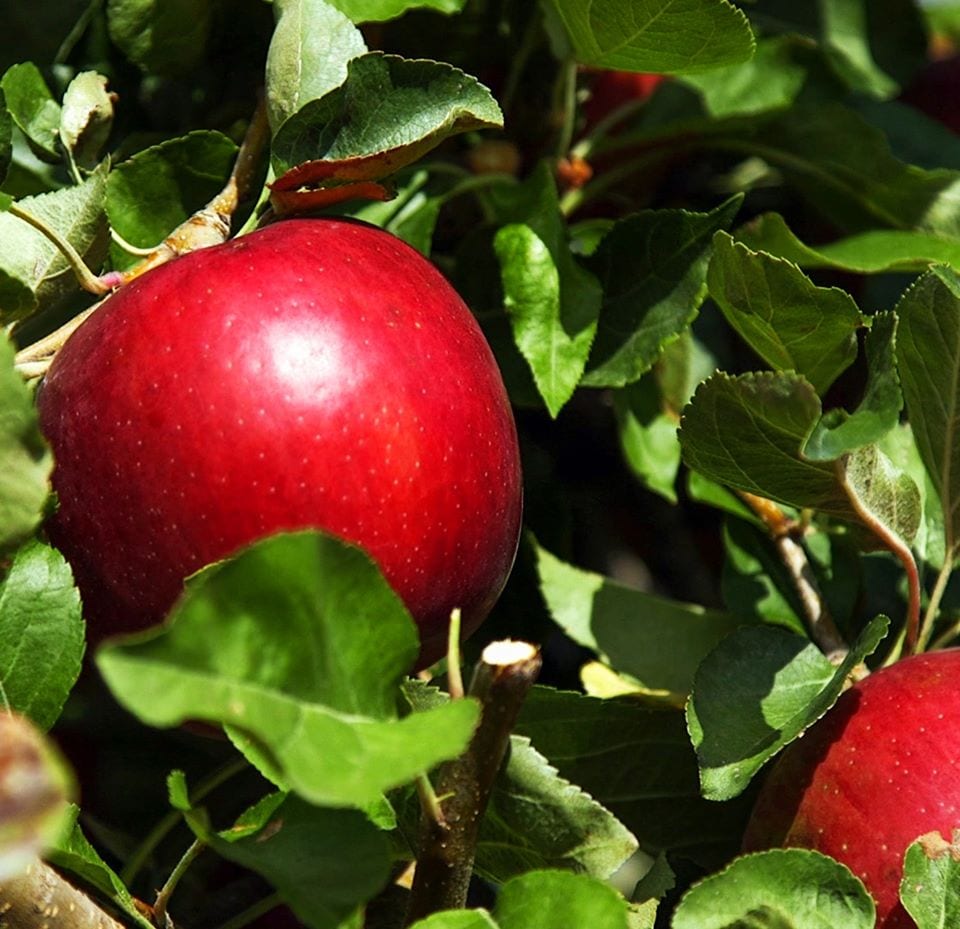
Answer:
top-left (582, 70), bottom-right (665, 130)
top-left (37, 218), bottom-right (523, 665)
top-left (900, 54), bottom-right (960, 135)
top-left (742, 650), bottom-right (960, 928)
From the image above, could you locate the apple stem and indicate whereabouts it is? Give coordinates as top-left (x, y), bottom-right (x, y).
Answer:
top-left (737, 492), bottom-right (850, 662)
top-left (0, 860), bottom-right (125, 929)
top-left (446, 608), bottom-right (465, 700)
top-left (917, 552), bottom-right (958, 651)
top-left (404, 640), bottom-right (541, 925)
top-left (6, 203), bottom-right (114, 296)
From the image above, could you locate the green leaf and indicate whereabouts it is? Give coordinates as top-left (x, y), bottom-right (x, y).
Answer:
top-left (199, 793), bottom-right (391, 929)
top-left (804, 311), bottom-right (902, 460)
top-left (838, 444), bottom-right (922, 548)
top-left (324, 0), bottom-right (468, 24)
top-left (721, 521), bottom-right (860, 636)
top-left (494, 870), bottom-right (628, 929)
top-left (476, 735), bottom-right (638, 883)
top-left (106, 0), bottom-right (215, 75)
top-left (679, 371), bottom-right (851, 516)
top-left (615, 378), bottom-right (681, 503)
top-left (515, 687), bottom-right (753, 863)
top-left (266, 0), bottom-right (367, 133)
top-left (672, 849), bottom-right (876, 929)
top-left (408, 913), bottom-right (498, 929)
top-left (686, 616), bottom-right (888, 801)
top-left (0, 163), bottom-right (108, 322)
top-left (901, 830), bottom-right (960, 929)
top-left (495, 223), bottom-right (598, 418)
top-left (737, 212), bottom-right (960, 274)
top-left (544, 0), bottom-right (755, 74)
top-left (491, 163), bottom-right (601, 417)
top-left (896, 266), bottom-right (960, 555)
top-left (271, 53), bottom-right (502, 183)
top-left (535, 543), bottom-right (743, 699)
top-left (0, 86), bottom-right (10, 186)
top-left (59, 72), bottom-right (114, 171)
top-left (0, 541), bottom-right (83, 731)
top-left (0, 336), bottom-right (51, 550)
top-left (734, 105), bottom-right (960, 236)
top-left (707, 232), bottom-right (861, 394)
top-left (106, 131), bottom-right (237, 265)
top-left (97, 532), bottom-right (479, 808)
top-left (1, 63), bottom-right (60, 162)
top-left (49, 805), bottom-right (153, 929)
top-left (819, 0), bottom-right (899, 98)
top-left (681, 36), bottom-right (807, 117)
top-left (581, 197), bottom-right (742, 389)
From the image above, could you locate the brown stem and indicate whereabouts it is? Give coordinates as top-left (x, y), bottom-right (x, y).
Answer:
top-left (0, 860), bottom-right (124, 929)
top-left (404, 640), bottom-right (541, 925)
top-left (737, 492), bottom-right (850, 663)
top-left (12, 97), bottom-right (271, 380)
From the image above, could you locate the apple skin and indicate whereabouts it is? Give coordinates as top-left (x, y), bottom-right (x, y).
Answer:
top-left (742, 650), bottom-right (960, 928)
top-left (37, 217), bottom-right (523, 665)
top-left (582, 71), bottom-right (665, 129)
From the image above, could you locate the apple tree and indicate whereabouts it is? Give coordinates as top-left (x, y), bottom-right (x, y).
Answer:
top-left (1, 1), bottom-right (960, 928)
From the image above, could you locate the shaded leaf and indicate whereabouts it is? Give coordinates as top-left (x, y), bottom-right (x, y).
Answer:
top-left (581, 197), bottom-right (741, 388)
top-left (515, 687), bottom-right (754, 864)
top-left (805, 311), bottom-right (902, 460)
top-left (895, 265), bottom-right (960, 554)
top-left (0, 335), bottom-right (51, 550)
top-left (672, 849), bottom-right (875, 929)
top-left (535, 543), bottom-right (743, 700)
top-left (707, 232), bottom-right (861, 394)
top-left (266, 0), bottom-right (367, 132)
top-left (1, 63), bottom-right (60, 162)
top-left (199, 793), bottom-right (391, 929)
top-left (97, 532), bottom-right (479, 809)
top-left (106, 0), bottom-right (215, 75)
top-left (0, 541), bottom-right (83, 730)
top-left (686, 616), bottom-right (888, 801)
top-left (544, 0), bottom-right (755, 74)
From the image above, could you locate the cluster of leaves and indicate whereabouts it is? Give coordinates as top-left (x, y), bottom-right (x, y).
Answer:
top-left (5, 0), bottom-right (960, 927)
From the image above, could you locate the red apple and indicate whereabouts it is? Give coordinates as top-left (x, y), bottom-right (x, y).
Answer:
top-left (582, 70), bottom-right (665, 129)
top-left (37, 218), bottom-right (523, 664)
top-left (742, 650), bottom-right (960, 928)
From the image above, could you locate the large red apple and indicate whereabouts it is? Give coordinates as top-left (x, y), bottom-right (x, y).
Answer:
top-left (742, 650), bottom-right (960, 928)
top-left (37, 218), bottom-right (523, 664)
